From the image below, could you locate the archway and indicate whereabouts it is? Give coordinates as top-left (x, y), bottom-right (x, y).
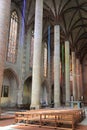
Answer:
top-left (1, 69), bottom-right (18, 107)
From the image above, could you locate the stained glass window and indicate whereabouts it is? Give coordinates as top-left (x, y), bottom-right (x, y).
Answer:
top-left (7, 11), bottom-right (18, 63)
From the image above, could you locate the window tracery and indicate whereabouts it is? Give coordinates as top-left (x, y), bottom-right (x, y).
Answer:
top-left (7, 11), bottom-right (18, 63)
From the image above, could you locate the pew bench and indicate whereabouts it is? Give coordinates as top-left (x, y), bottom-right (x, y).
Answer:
top-left (15, 108), bottom-right (85, 130)
top-left (39, 113), bottom-right (76, 130)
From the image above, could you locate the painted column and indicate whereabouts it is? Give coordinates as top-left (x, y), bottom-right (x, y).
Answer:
top-left (47, 26), bottom-right (51, 105)
top-left (65, 41), bottom-right (70, 104)
top-left (76, 58), bottom-right (80, 100)
top-left (72, 51), bottom-right (76, 100)
top-left (54, 25), bottom-right (60, 107)
top-left (49, 49), bottom-right (54, 104)
top-left (51, 50), bottom-right (54, 84)
top-left (0, 0), bottom-right (11, 104)
top-left (30, 0), bottom-right (43, 109)
top-left (50, 50), bottom-right (54, 102)
top-left (80, 64), bottom-right (83, 99)
top-left (61, 43), bottom-right (65, 103)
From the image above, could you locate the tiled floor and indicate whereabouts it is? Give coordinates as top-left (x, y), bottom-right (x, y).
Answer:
top-left (0, 107), bottom-right (87, 130)
top-left (0, 121), bottom-right (87, 130)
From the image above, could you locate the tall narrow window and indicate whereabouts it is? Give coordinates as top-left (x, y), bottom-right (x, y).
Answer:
top-left (7, 11), bottom-right (18, 63)
top-left (44, 43), bottom-right (47, 77)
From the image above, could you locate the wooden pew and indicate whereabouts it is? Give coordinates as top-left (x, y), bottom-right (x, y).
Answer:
top-left (39, 112), bottom-right (76, 130)
top-left (15, 108), bottom-right (85, 129)
top-left (15, 111), bottom-right (40, 123)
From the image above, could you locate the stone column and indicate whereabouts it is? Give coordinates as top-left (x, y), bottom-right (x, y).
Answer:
top-left (65, 41), bottom-right (70, 104)
top-left (72, 51), bottom-right (76, 100)
top-left (50, 50), bottom-right (54, 98)
top-left (54, 25), bottom-right (60, 107)
top-left (76, 58), bottom-right (80, 100)
top-left (80, 64), bottom-right (83, 98)
top-left (0, 0), bottom-right (11, 102)
top-left (50, 50), bottom-right (54, 104)
top-left (30, 0), bottom-right (43, 109)
top-left (50, 50), bottom-right (54, 86)
top-left (61, 43), bottom-right (65, 104)
top-left (47, 26), bottom-right (51, 105)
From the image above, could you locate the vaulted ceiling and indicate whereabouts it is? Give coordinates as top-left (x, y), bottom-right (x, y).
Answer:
top-left (12, 0), bottom-right (87, 62)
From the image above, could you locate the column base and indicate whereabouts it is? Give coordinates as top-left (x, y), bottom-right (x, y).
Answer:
top-left (65, 101), bottom-right (70, 107)
top-left (30, 104), bottom-right (40, 110)
top-left (17, 104), bottom-right (23, 109)
top-left (9, 103), bottom-right (16, 107)
top-left (54, 102), bottom-right (61, 108)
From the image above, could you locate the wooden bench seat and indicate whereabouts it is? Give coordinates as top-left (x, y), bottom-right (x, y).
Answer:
top-left (15, 112), bottom-right (40, 123)
top-left (15, 108), bottom-right (85, 130)
top-left (39, 113), bottom-right (76, 130)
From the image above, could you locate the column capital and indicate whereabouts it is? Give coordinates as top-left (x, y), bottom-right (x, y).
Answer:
top-left (65, 40), bottom-right (70, 45)
top-left (71, 51), bottom-right (76, 58)
top-left (71, 47), bottom-right (75, 52)
top-left (76, 52), bottom-right (80, 58)
top-left (76, 52), bottom-right (82, 63)
top-left (64, 36), bottom-right (69, 41)
top-left (54, 24), bottom-right (60, 26)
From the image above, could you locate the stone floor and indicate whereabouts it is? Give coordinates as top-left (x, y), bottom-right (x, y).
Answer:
top-left (0, 107), bottom-right (87, 130)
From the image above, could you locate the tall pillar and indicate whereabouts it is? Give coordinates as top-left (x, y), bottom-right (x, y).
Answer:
top-left (50, 50), bottom-right (53, 85)
top-left (65, 41), bottom-right (70, 104)
top-left (80, 64), bottom-right (83, 99)
top-left (76, 58), bottom-right (80, 100)
top-left (72, 51), bottom-right (76, 100)
top-left (61, 43), bottom-right (65, 104)
top-left (30, 0), bottom-right (43, 109)
top-left (54, 25), bottom-right (60, 107)
top-left (47, 26), bottom-right (51, 105)
top-left (50, 50), bottom-right (54, 100)
top-left (0, 1), bottom-right (11, 102)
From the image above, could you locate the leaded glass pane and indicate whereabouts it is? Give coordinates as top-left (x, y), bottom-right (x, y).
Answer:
top-left (7, 11), bottom-right (18, 63)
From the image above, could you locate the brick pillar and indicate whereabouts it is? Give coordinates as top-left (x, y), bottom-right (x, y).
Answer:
top-left (30, 0), bottom-right (43, 109)
top-left (0, 0), bottom-right (11, 102)
top-left (80, 64), bottom-right (83, 98)
top-left (76, 58), bottom-right (80, 100)
top-left (54, 25), bottom-right (61, 107)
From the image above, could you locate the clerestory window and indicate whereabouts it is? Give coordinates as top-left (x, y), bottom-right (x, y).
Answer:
top-left (7, 11), bottom-right (18, 63)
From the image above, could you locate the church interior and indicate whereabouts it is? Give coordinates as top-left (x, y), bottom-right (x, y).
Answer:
top-left (0, 0), bottom-right (87, 129)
